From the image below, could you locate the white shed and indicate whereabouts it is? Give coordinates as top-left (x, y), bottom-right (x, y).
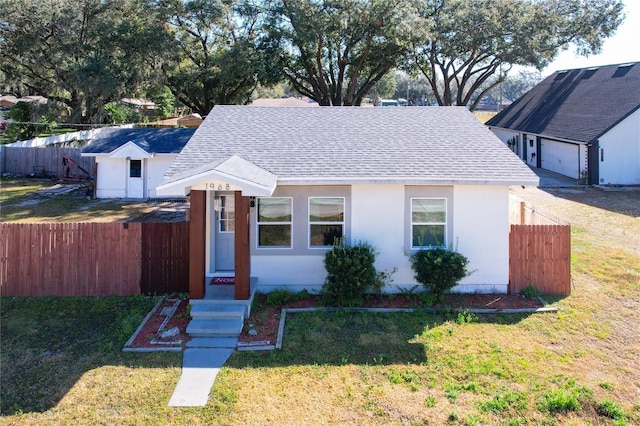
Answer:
top-left (82, 128), bottom-right (196, 199)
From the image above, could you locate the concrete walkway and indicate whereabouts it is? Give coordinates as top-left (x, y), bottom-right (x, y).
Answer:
top-left (167, 348), bottom-right (234, 407)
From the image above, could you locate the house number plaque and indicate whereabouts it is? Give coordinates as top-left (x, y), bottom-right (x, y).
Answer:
top-left (193, 180), bottom-right (241, 191)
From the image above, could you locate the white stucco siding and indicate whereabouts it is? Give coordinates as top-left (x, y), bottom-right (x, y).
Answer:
top-left (351, 184), bottom-right (414, 285)
top-left (146, 155), bottom-right (178, 197)
top-left (252, 255), bottom-right (326, 293)
top-left (598, 109), bottom-right (640, 185)
top-left (95, 157), bottom-right (127, 198)
top-left (250, 183), bottom-right (511, 294)
top-left (452, 185), bottom-right (510, 293)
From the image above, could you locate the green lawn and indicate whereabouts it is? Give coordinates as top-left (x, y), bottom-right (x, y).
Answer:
top-left (1, 188), bottom-right (639, 425)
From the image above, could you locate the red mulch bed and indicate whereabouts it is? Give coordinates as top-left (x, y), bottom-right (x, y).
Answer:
top-left (129, 294), bottom-right (544, 350)
top-left (129, 298), bottom-right (191, 350)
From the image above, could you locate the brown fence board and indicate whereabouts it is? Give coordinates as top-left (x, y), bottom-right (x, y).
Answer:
top-left (0, 222), bottom-right (188, 297)
top-left (509, 225), bottom-right (571, 296)
top-left (0, 223), bottom-right (142, 296)
top-left (140, 222), bottom-right (189, 295)
top-left (0, 147), bottom-right (95, 179)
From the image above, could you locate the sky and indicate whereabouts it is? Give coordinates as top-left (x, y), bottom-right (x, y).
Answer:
top-left (539, 0), bottom-right (640, 76)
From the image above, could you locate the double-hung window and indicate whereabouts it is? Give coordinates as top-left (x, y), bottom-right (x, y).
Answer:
top-left (309, 197), bottom-right (344, 247)
top-left (411, 198), bottom-right (446, 248)
top-left (257, 197), bottom-right (292, 248)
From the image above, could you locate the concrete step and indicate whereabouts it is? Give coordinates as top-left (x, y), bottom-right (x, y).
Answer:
top-left (186, 337), bottom-right (238, 349)
top-left (187, 318), bottom-right (244, 338)
top-left (190, 303), bottom-right (246, 320)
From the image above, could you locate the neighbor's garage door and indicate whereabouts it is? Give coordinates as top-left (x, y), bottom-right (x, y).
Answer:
top-left (540, 139), bottom-right (579, 179)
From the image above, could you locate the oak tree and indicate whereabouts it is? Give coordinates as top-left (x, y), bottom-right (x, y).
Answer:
top-left (411, 0), bottom-right (624, 110)
top-left (261, 0), bottom-right (421, 106)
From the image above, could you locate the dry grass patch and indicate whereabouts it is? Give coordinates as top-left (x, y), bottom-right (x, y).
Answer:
top-left (0, 178), bottom-right (172, 222)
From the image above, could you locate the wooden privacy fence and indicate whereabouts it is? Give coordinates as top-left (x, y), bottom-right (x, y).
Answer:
top-left (0, 222), bottom-right (188, 297)
top-left (509, 225), bottom-right (571, 296)
top-left (0, 146), bottom-right (95, 178)
top-left (140, 222), bottom-right (189, 295)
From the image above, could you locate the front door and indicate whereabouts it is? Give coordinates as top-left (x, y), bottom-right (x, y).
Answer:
top-left (127, 159), bottom-right (144, 198)
top-left (214, 193), bottom-right (235, 271)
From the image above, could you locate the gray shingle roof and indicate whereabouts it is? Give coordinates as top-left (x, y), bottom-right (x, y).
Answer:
top-left (163, 106), bottom-right (538, 186)
top-left (82, 128), bottom-right (196, 154)
top-left (486, 62), bottom-right (640, 143)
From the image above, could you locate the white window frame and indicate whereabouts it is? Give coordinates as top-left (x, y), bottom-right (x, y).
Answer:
top-left (410, 197), bottom-right (447, 249)
top-left (308, 197), bottom-right (345, 249)
top-left (217, 194), bottom-right (235, 233)
top-left (256, 197), bottom-right (293, 249)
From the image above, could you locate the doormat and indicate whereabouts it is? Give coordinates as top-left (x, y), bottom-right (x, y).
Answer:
top-left (210, 277), bottom-right (235, 285)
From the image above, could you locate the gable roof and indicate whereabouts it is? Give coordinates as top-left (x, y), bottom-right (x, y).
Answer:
top-left (82, 128), bottom-right (196, 155)
top-left (160, 106), bottom-right (537, 193)
top-left (486, 62), bottom-right (640, 143)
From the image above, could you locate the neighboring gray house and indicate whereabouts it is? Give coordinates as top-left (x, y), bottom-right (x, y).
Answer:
top-left (156, 106), bottom-right (538, 300)
top-left (487, 62), bottom-right (640, 185)
top-left (82, 128), bottom-right (196, 199)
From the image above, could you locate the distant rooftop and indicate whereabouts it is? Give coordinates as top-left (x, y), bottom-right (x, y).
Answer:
top-left (486, 61), bottom-right (640, 143)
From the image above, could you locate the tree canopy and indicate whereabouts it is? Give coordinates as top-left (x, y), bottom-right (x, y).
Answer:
top-left (260, 0), bottom-right (421, 106)
top-left (157, 0), bottom-right (279, 116)
top-left (0, 0), bottom-right (168, 123)
top-left (411, 0), bottom-right (624, 110)
top-left (0, 0), bottom-right (626, 121)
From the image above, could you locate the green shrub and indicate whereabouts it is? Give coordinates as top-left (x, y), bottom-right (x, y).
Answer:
top-left (322, 241), bottom-right (376, 306)
top-left (409, 248), bottom-right (469, 302)
top-left (520, 285), bottom-right (540, 298)
top-left (373, 267), bottom-right (397, 296)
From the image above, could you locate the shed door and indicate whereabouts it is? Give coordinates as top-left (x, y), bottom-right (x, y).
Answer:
top-left (127, 159), bottom-right (144, 198)
top-left (540, 140), bottom-right (580, 179)
top-left (214, 193), bottom-right (235, 271)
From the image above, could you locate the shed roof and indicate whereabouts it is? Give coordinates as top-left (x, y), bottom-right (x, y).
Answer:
top-left (486, 62), bottom-right (640, 143)
top-left (162, 106), bottom-right (538, 189)
top-left (82, 128), bottom-right (196, 155)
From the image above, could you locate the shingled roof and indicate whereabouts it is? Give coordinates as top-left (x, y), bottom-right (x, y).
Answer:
top-left (486, 62), bottom-right (640, 143)
top-left (82, 128), bottom-right (196, 155)
top-left (161, 106), bottom-right (538, 190)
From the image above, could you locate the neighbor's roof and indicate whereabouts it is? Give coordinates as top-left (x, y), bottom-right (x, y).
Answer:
top-left (486, 62), bottom-right (640, 143)
top-left (162, 106), bottom-right (538, 188)
top-left (82, 128), bottom-right (196, 155)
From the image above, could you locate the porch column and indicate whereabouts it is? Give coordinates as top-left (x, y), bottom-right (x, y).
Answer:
top-left (234, 191), bottom-right (251, 300)
top-left (189, 190), bottom-right (206, 299)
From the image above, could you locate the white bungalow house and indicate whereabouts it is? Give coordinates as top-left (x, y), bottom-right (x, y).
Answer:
top-left (157, 106), bottom-right (539, 300)
top-left (486, 62), bottom-right (640, 185)
top-left (81, 128), bottom-right (195, 199)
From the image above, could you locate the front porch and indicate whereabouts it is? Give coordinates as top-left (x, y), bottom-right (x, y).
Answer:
top-left (188, 189), bottom-right (255, 301)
